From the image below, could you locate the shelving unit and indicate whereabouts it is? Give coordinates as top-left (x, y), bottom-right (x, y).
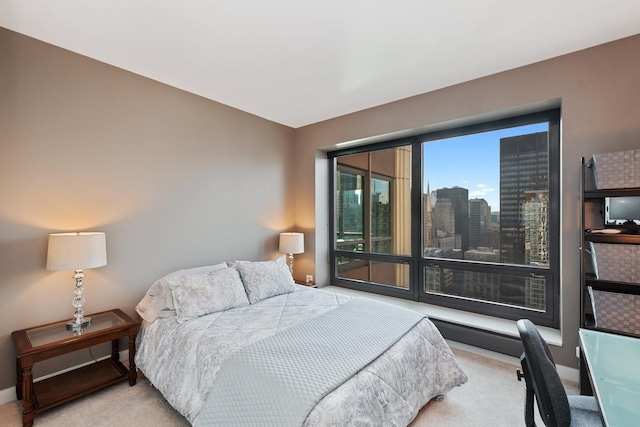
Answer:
top-left (579, 157), bottom-right (640, 393)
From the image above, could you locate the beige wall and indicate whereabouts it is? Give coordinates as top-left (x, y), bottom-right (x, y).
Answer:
top-left (294, 34), bottom-right (640, 368)
top-left (0, 28), bottom-right (296, 390)
top-left (2, 24), bottom-right (639, 392)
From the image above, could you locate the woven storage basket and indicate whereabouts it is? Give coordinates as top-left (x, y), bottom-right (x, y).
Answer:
top-left (591, 289), bottom-right (640, 335)
top-left (592, 243), bottom-right (639, 283)
top-left (591, 149), bottom-right (640, 189)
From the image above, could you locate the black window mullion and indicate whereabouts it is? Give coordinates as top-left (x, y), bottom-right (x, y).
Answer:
top-left (328, 156), bottom-right (337, 281)
top-left (364, 155), bottom-right (371, 255)
top-left (411, 138), bottom-right (422, 300)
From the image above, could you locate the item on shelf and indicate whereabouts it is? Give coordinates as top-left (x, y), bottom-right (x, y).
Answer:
top-left (592, 243), bottom-right (639, 283)
top-left (605, 196), bottom-right (640, 226)
top-left (584, 241), bottom-right (599, 279)
top-left (587, 229), bottom-right (622, 234)
top-left (591, 149), bottom-right (640, 189)
top-left (590, 289), bottom-right (640, 336)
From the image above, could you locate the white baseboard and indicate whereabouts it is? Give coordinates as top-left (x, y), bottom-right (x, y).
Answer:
top-left (556, 364), bottom-right (580, 384)
top-left (1, 349), bottom-right (130, 406)
top-left (0, 386), bottom-right (16, 406)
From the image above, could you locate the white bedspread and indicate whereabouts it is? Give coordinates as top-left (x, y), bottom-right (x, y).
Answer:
top-left (135, 286), bottom-right (467, 426)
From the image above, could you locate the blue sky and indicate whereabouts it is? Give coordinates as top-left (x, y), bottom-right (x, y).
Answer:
top-left (423, 123), bottom-right (548, 211)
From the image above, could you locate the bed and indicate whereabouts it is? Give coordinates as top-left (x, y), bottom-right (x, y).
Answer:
top-left (134, 257), bottom-right (468, 426)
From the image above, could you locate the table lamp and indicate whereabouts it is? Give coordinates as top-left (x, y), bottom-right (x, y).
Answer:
top-left (279, 232), bottom-right (304, 276)
top-left (46, 232), bottom-right (107, 330)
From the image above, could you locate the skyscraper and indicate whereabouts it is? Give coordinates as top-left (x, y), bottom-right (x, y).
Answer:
top-left (434, 198), bottom-right (455, 236)
top-left (523, 191), bottom-right (549, 311)
top-left (437, 186), bottom-right (469, 253)
top-left (469, 198), bottom-right (491, 250)
top-left (336, 172), bottom-right (363, 243)
top-left (524, 191), bottom-right (549, 267)
top-left (423, 182), bottom-right (435, 250)
top-left (499, 132), bottom-right (548, 265)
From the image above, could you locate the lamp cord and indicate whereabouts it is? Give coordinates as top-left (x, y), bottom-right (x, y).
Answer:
top-left (88, 346), bottom-right (98, 363)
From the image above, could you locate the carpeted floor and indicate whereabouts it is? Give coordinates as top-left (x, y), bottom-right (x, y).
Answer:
top-left (413, 346), bottom-right (578, 426)
top-left (0, 346), bottom-right (578, 426)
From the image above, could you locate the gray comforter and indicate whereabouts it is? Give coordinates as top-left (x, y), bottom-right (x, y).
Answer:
top-left (135, 287), bottom-right (467, 426)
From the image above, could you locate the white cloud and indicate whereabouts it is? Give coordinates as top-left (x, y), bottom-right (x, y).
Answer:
top-left (470, 184), bottom-right (496, 199)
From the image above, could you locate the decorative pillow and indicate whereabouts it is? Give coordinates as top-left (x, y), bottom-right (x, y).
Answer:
top-left (235, 255), bottom-right (297, 304)
top-left (135, 262), bottom-right (228, 323)
top-left (169, 268), bottom-right (249, 323)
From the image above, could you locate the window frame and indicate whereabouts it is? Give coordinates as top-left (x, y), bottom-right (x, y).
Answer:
top-left (328, 109), bottom-right (561, 328)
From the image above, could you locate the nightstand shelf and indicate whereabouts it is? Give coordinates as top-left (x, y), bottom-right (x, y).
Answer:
top-left (33, 358), bottom-right (128, 411)
top-left (12, 308), bottom-right (138, 427)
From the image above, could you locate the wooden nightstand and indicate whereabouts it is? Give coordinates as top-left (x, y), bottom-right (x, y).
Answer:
top-left (295, 279), bottom-right (317, 288)
top-left (11, 309), bottom-right (139, 427)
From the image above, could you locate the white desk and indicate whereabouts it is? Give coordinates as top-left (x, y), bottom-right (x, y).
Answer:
top-left (579, 329), bottom-right (640, 426)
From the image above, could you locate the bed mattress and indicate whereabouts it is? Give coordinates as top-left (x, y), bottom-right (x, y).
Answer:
top-left (135, 286), bottom-right (467, 425)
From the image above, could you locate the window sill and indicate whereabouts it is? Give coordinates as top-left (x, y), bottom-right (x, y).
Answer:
top-left (322, 285), bottom-right (581, 383)
top-left (321, 285), bottom-right (563, 347)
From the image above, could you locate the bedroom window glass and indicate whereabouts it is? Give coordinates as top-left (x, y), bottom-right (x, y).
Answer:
top-left (328, 109), bottom-right (560, 328)
top-left (337, 259), bottom-right (410, 288)
top-left (422, 122), bottom-right (553, 314)
top-left (336, 168), bottom-right (365, 253)
top-left (335, 148), bottom-right (411, 257)
top-left (333, 146), bottom-right (412, 290)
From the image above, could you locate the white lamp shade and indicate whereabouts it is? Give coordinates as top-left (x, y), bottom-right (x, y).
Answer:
top-left (46, 232), bottom-right (107, 271)
top-left (279, 232), bottom-right (304, 254)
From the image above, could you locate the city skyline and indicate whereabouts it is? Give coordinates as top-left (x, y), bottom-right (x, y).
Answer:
top-left (422, 122), bottom-right (548, 210)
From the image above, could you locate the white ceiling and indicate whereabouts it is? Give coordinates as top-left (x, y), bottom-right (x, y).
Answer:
top-left (1, 1), bottom-right (640, 128)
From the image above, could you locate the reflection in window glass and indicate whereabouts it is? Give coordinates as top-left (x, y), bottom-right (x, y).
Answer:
top-left (371, 177), bottom-right (391, 254)
top-left (338, 258), bottom-right (410, 289)
top-left (335, 146), bottom-right (411, 256)
top-left (336, 170), bottom-right (364, 253)
top-left (424, 265), bottom-right (546, 311)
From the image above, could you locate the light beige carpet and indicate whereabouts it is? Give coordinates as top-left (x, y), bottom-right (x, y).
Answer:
top-left (0, 347), bottom-right (578, 426)
top-left (414, 347), bottom-right (578, 426)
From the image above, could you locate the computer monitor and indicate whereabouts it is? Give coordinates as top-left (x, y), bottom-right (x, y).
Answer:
top-left (605, 196), bottom-right (640, 226)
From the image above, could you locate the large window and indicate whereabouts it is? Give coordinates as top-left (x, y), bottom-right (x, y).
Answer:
top-left (329, 110), bottom-right (560, 327)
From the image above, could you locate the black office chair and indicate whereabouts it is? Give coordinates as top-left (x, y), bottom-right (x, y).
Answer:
top-left (516, 319), bottom-right (603, 426)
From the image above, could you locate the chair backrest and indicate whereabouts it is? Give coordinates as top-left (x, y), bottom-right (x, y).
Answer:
top-left (517, 319), bottom-right (571, 426)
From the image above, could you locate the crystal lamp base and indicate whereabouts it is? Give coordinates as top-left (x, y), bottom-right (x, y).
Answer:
top-left (66, 317), bottom-right (91, 331)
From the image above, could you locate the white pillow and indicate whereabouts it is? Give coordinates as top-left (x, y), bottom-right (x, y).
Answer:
top-left (235, 255), bottom-right (297, 304)
top-left (135, 262), bottom-right (228, 323)
top-left (170, 268), bottom-right (249, 323)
